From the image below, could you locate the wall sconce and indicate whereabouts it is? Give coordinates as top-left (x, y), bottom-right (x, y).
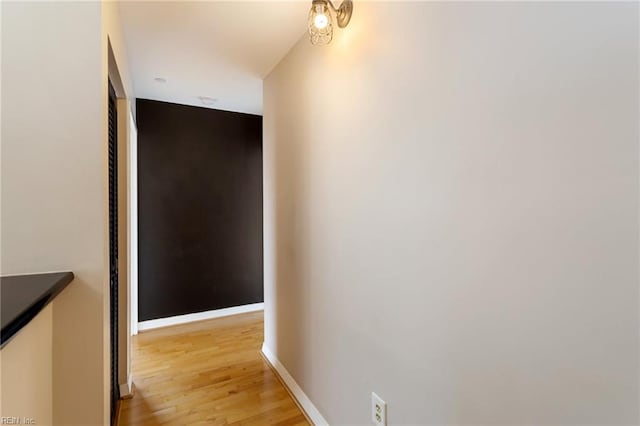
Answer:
top-left (308, 0), bottom-right (353, 45)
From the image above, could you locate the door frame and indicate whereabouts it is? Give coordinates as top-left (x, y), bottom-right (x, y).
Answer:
top-left (108, 80), bottom-right (120, 424)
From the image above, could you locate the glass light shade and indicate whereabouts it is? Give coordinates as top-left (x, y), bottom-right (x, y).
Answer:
top-left (308, 2), bottom-right (333, 45)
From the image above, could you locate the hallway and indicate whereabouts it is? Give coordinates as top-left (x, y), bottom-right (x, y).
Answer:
top-left (119, 312), bottom-right (309, 425)
top-left (2, 2), bottom-right (638, 424)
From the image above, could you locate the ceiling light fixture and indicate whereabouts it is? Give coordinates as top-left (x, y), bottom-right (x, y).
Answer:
top-left (154, 77), bottom-right (167, 83)
top-left (308, 0), bottom-right (352, 45)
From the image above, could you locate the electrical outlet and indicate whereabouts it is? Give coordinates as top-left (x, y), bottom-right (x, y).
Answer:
top-left (371, 392), bottom-right (386, 426)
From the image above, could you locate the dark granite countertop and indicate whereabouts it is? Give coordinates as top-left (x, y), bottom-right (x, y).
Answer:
top-left (1, 272), bottom-right (74, 348)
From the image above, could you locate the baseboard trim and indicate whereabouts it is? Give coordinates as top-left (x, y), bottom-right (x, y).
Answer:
top-left (119, 373), bottom-right (134, 399)
top-left (261, 343), bottom-right (329, 426)
top-left (138, 303), bottom-right (264, 331)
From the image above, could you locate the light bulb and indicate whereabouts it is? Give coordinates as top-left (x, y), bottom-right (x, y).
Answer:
top-left (308, 1), bottom-right (333, 45)
top-left (314, 12), bottom-right (328, 29)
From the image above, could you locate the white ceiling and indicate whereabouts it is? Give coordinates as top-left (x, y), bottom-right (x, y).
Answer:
top-left (118, 1), bottom-right (309, 115)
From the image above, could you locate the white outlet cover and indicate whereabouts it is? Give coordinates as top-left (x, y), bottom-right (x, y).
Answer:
top-left (371, 392), bottom-right (387, 426)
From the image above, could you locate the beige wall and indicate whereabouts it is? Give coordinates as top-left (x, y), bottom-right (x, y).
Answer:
top-left (263, 2), bottom-right (639, 424)
top-left (2, 2), bottom-right (107, 424)
top-left (1, 1), bottom-right (133, 424)
top-left (0, 305), bottom-right (54, 425)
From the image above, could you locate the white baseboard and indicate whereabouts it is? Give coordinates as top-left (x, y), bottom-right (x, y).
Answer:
top-left (119, 374), bottom-right (134, 399)
top-left (138, 302), bottom-right (264, 331)
top-left (261, 343), bottom-right (329, 426)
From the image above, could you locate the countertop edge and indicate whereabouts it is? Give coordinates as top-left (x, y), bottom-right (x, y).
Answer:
top-left (0, 271), bottom-right (74, 349)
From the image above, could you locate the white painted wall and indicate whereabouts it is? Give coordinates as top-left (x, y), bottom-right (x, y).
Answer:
top-left (1, 1), bottom-right (134, 423)
top-left (263, 2), bottom-right (639, 424)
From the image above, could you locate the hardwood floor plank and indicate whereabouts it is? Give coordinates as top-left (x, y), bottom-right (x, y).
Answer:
top-left (119, 312), bottom-right (310, 426)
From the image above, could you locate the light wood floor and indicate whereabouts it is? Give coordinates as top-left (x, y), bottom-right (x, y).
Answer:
top-left (119, 311), bottom-right (310, 426)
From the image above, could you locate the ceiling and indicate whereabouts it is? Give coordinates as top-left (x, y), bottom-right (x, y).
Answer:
top-left (118, 1), bottom-right (309, 115)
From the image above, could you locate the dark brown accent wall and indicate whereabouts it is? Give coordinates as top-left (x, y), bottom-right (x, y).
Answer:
top-left (137, 99), bottom-right (263, 321)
